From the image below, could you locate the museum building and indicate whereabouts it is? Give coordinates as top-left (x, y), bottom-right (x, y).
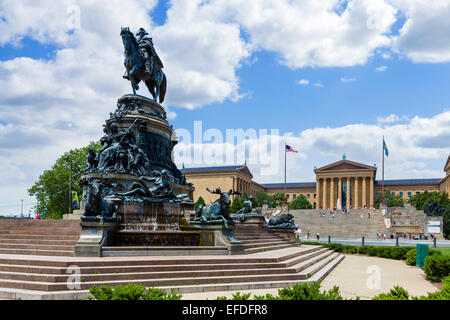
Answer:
top-left (181, 156), bottom-right (450, 209)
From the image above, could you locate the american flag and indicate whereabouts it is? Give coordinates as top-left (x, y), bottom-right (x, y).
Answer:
top-left (285, 144), bottom-right (298, 153)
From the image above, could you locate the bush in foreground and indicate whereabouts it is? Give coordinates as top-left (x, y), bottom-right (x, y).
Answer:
top-left (88, 284), bottom-right (182, 300)
top-left (372, 276), bottom-right (450, 300)
top-left (216, 282), bottom-right (345, 300)
top-left (423, 254), bottom-right (450, 281)
top-left (302, 242), bottom-right (444, 265)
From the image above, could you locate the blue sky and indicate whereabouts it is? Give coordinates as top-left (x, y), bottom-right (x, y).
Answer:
top-left (0, 0), bottom-right (449, 215)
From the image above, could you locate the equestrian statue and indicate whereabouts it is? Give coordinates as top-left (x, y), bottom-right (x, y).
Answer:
top-left (120, 27), bottom-right (167, 103)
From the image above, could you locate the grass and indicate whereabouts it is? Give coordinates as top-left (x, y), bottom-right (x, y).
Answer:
top-left (434, 247), bottom-right (450, 256)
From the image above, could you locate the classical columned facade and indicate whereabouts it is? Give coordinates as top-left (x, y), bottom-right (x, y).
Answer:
top-left (182, 157), bottom-right (449, 206)
top-left (314, 160), bottom-right (377, 209)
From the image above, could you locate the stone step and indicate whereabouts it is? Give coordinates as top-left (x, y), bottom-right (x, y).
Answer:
top-left (0, 251), bottom-right (324, 276)
top-left (245, 243), bottom-right (296, 254)
top-left (0, 239), bottom-right (77, 246)
top-left (298, 253), bottom-right (340, 278)
top-left (0, 221), bottom-right (81, 226)
top-left (0, 253), bottom-right (339, 292)
top-left (0, 255), bottom-right (346, 299)
top-left (0, 234), bottom-right (80, 241)
top-left (0, 248), bottom-right (74, 257)
top-left (234, 235), bottom-right (283, 240)
top-left (0, 230), bottom-right (81, 236)
top-left (240, 238), bottom-right (288, 244)
top-left (243, 240), bottom-right (291, 249)
top-left (0, 244), bottom-right (75, 251)
top-left (0, 271), bottom-right (317, 291)
top-left (288, 250), bottom-right (335, 274)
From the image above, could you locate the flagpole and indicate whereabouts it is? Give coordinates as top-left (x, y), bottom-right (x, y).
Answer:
top-left (382, 136), bottom-right (385, 206)
top-left (284, 143), bottom-right (287, 211)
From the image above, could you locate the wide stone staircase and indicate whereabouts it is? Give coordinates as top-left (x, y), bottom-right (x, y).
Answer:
top-left (234, 224), bottom-right (300, 253)
top-left (0, 219), bottom-right (345, 299)
top-left (0, 245), bottom-right (344, 299)
top-left (0, 220), bottom-right (81, 256)
top-left (291, 209), bottom-right (388, 239)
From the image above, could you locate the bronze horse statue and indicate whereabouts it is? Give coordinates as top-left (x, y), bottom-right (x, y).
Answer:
top-left (120, 27), bottom-right (167, 103)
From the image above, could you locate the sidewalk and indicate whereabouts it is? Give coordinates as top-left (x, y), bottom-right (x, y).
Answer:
top-left (181, 254), bottom-right (441, 300)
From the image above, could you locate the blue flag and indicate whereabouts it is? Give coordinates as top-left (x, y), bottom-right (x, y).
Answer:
top-left (383, 139), bottom-right (389, 157)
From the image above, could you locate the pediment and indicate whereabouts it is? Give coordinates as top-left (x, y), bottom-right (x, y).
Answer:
top-left (315, 160), bottom-right (376, 173)
top-left (445, 156), bottom-right (450, 173)
top-left (239, 165), bottom-right (253, 178)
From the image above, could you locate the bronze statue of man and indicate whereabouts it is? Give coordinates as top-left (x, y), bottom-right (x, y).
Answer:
top-left (135, 28), bottom-right (164, 82)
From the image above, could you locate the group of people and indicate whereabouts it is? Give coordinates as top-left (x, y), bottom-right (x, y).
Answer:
top-left (402, 232), bottom-right (435, 241)
top-left (319, 207), bottom-right (351, 218)
top-left (376, 231), bottom-right (386, 240)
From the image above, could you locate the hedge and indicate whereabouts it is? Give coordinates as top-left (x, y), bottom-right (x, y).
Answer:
top-left (88, 284), bottom-right (182, 300)
top-left (424, 255), bottom-right (450, 281)
top-left (302, 242), bottom-right (411, 260)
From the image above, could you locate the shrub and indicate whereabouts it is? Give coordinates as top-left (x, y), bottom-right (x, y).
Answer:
top-left (405, 248), bottom-right (441, 266)
top-left (372, 286), bottom-right (410, 300)
top-left (405, 249), bottom-right (416, 266)
top-left (88, 284), bottom-right (182, 300)
top-left (277, 282), bottom-right (343, 300)
top-left (424, 255), bottom-right (450, 281)
top-left (414, 275), bottom-right (450, 300)
top-left (194, 196), bottom-right (206, 210)
top-left (374, 276), bottom-right (450, 300)
top-left (217, 282), bottom-right (344, 300)
top-left (216, 292), bottom-right (252, 300)
top-left (389, 247), bottom-right (409, 260)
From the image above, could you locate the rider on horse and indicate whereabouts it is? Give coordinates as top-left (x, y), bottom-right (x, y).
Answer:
top-left (135, 28), bottom-right (164, 83)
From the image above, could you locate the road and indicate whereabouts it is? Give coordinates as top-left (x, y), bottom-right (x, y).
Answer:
top-left (299, 237), bottom-right (450, 247)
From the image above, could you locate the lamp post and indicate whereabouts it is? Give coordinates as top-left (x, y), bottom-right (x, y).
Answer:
top-left (66, 155), bottom-right (82, 214)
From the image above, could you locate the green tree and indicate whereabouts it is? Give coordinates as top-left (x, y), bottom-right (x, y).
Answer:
top-left (28, 141), bottom-right (101, 219)
top-left (194, 196), bottom-right (206, 210)
top-left (271, 192), bottom-right (286, 208)
top-left (407, 191), bottom-right (450, 239)
top-left (253, 191), bottom-right (270, 208)
top-left (230, 192), bottom-right (248, 213)
top-left (408, 191), bottom-right (450, 212)
top-left (375, 190), bottom-right (404, 208)
top-left (288, 194), bottom-right (313, 209)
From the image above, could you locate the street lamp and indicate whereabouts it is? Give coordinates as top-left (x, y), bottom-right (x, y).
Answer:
top-left (66, 155), bottom-right (83, 214)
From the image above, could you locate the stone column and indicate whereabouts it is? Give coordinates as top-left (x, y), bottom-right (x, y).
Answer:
top-left (323, 178), bottom-right (328, 209)
top-left (346, 178), bottom-right (351, 209)
top-left (369, 177), bottom-right (374, 208)
top-left (330, 178), bottom-right (335, 209)
top-left (354, 177), bottom-right (359, 209)
top-left (338, 177), bottom-right (342, 208)
top-left (316, 179), bottom-right (321, 209)
top-left (362, 177), bottom-right (367, 208)
top-left (232, 177), bottom-right (236, 201)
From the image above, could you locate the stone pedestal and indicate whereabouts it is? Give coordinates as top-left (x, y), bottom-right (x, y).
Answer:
top-left (183, 224), bottom-right (245, 255)
top-left (235, 214), bottom-right (266, 226)
top-left (74, 221), bottom-right (118, 257)
top-left (268, 228), bottom-right (301, 244)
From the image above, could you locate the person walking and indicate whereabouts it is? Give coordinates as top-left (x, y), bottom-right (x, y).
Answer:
top-left (316, 232), bottom-right (320, 241)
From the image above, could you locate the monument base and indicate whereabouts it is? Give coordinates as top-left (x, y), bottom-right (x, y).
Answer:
top-left (183, 224), bottom-right (245, 255)
top-left (234, 214), bottom-right (266, 226)
top-left (74, 221), bottom-right (118, 257)
top-left (268, 228), bottom-right (301, 244)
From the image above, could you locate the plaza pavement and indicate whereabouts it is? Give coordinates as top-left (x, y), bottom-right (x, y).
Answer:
top-left (181, 254), bottom-right (441, 300)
